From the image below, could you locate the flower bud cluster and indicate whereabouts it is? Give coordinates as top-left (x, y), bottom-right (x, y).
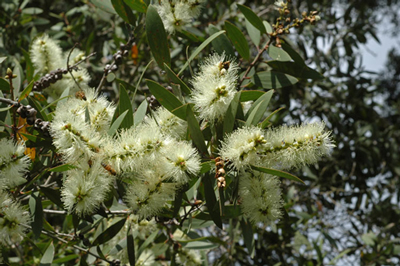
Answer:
top-left (0, 190), bottom-right (30, 245)
top-left (191, 53), bottom-right (239, 121)
top-left (104, 40), bottom-right (133, 75)
top-left (0, 138), bottom-right (31, 188)
top-left (30, 35), bottom-right (91, 101)
top-left (155, 0), bottom-right (206, 34)
top-left (16, 104), bottom-right (50, 135)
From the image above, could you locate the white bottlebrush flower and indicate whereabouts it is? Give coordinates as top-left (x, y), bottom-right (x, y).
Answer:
top-left (155, 0), bottom-right (205, 34)
top-left (195, 53), bottom-right (239, 81)
top-left (0, 139), bottom-right (31, 188)
top-left (220, 122), bottom-right (334, 170)
top-left (176, 248), bottom-right (202, 266)
top-left (146, 106), bottom-right (188, 139)
top-left (239, 171), bottom-right (283, 224)
top-left (125, 169), bottom-right (176, 219)
top-left (191, 77), bottom-right (237, 121)
top-left (30, 34), bottom-right (63, 74)
top-left (50, 110), bottom-right (104, 164)
top-left (260, 122), bottom-right (335, 170)
top-left (191, 53), bottom-right (239, 121)
top-left (61, 160), bottom-right (113, 216)
top-left (136, 249), bottom-right (157, 266)
top-left (0, 190), bottom-right (30, 245)
top-left (162, 140), bottom-right (201, 184)
top-left (220, 126), bottom-right (268, 170)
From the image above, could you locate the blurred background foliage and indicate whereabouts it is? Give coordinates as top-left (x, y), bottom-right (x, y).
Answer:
top-left (1, 0), bottom-right (400, 265)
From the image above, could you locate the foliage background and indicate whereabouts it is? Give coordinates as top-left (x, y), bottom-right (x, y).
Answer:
top-left (1, 0), bottom-right (400, 265)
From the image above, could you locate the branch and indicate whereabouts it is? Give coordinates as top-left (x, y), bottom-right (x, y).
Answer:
top-left (19, 223), bottom-right (114, 264)
top-left (42, 209), bottom-right (131, 215)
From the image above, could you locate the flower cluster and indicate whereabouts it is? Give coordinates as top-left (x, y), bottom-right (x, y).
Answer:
top-left (220, 122), bottom-right (334, 171)
top-left (155, 0), bottom-right (206, 34)
top-left (0, 139), bottom-right (31, 188)
top-left (30, 35), bottom-right (91, 100)
top-left (0, 190), bottom-right (30, 245)
top-left (191, 53), bottom-right (239, 121)
top-left (51, 88), bottom-right (201, 218)
top-left (220, 122), bottom-right (334, 223)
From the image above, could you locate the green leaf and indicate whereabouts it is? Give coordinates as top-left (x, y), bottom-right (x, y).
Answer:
top-left (240, 90), bottom-right (265, 102)
top-left (280, 42), bottom-right (306, 66)
top-left (263, 21), bottom-right (273, 34)
top-left (183, 241), bottom-right (220, 250)
top-left (29, 191), bottom-right (43, 240)
top-left (260, 107), bottom-right (285, 128)
top-left (208, 25), bottom-right (236, 58)
top-left (137, 230), bottom-right (158, 257)
top-left (267, 61), bottom-right (324, 80)
top-left (186, 106), bottom-right (208, 155)
top-left (199, 161), bottom-right (213, 174)
top-left (171, 103), bottom-right (191, 120)
top-left (268, 45), bottom-right (292, 62)
top-left (127, 229), bottom-right (135, 266)
top-left (223, 92), bottom-right (241, 134)
top-left (245, 90), bottom-right (273, 125)
top-left (173, 190), bottom-right (183, 217)
top-left (245, 19), bottom-right (260, 47)
top-left (0, 106), bottom-right (12, 112)
top-left (0, 57), bottom-right (6, 64)
top-left (252, 71), bottom-right (298, 89)
top-left (22, 49), bottom-right (34, 82)
top-left (238, 5), bottom-right (266, 34)
top-left (112, 0), bottom-right (136, 24)
top-left (13, 61), bottom-right (23, 96)
top-left (52, 254), bottom-right (79, 264)
top-left (112, 84), bottom-right (134, 129)
top-left (124, 0), bottom-right (147, 13)
top-left (250, 165), bottom-right (305, 184)
top-left (222, 205), bottom-right (241, 219)
top-left (146, 5), bottom-right (171, 69)
top-left (203, 173), bottom-right (222, 229)
top-left (39, 241), bottom-right (54, 266)
top-left (90, 0), bottom-right (117, 14)
top-left (164, 63), bottom-right (191, 95)
top-left (92, 218), bottom-right (126, 246)
top-left (134, 100), bottom-right (148, 126)
top-left (108, 109), bottom-right (129, 136)
top-left (40, 186), bottom-right (63, 208)
top-left (225, 21), bottom-right (250, 61)
top-left (178, 30), bottom-right (226, 75)
top-left (362, 232), bottom-right (376, 246)
top-left (18, 80), bottom-right (34, 102)
top-left (0, 78), bottom-right (10, 92)
top-left (241, 219), bottom-right (255, 258)
top-left (49, 164), bottom-right (76, 172)
top-left (146, 80), bottom-right (183, 111)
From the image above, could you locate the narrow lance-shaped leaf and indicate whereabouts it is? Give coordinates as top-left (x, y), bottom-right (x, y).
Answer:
top-left (238, 5), bottom-right (266, 34)
top-left (245, 89), bottom-right (274, 125)
top-left (178, 30), bottom-right (226, 75)
top-left (146, 80), bottom-right (183, 111)
top-left (112, 0), bottom-right (136, 24)
top-left (112, 84), bottom-right (134, 129)
top-left (108, 109), bottom-right (129, 136)
top-left (203, 173), bottom-right (223, 229)
top-left (39, 241), bottom-right (54, 266)
top-left (250, 165), bottom-right (305, 184)
top-left (146, 5), bottom-right (171, 69)
top-left (225, 21), bottom-right (250, 61)
top-left (92, 218), bottom-right (126, 246)
top-left (29, 191), bottom-right (43, 240)
top-left (208, 25), bottom-right (236, 58)
top-left (124, 0), bottom-right (147, 13)
top-left (252, 71), bottom-right (298, 89)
